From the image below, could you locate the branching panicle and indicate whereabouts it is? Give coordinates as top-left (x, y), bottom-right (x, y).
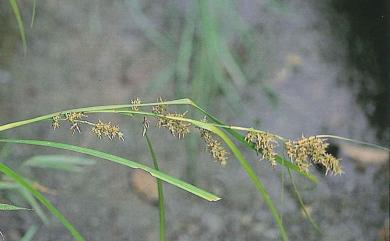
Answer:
top-left (51, 112), bottom-right (124, 141)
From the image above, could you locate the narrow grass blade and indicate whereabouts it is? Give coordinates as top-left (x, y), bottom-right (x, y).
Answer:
top-left (145, 134), bottom-right (165, 241)
top-left (20, 225), bottom-right (38, 241)
top-left (287, 168), bottom-right (322, 233)
top-left (8, 0), bottom-right (27, 53)
top-left (0, 139), bottom-right (220, 201)
top-left (19, 187), bottom-right (50, 225)
top-left (0, 203), bottom-right (29, 211)
top-left (0, 163), bottom-right (85, 241)
top-left (128, 0), bottom-right (174, 52)
top-left (23, 155), bottom-right (96, 172)
top-left (0, 181), bottom-right (49, 224)
top-left (30, 0), bottom-right (37, 28)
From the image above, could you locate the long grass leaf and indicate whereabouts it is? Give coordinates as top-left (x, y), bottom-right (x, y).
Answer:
top-left (0, 139), bottom-right (220, 201)
top-left (145, 134), bottom-right (165, 241)
top-left (30, 0), bottom-right (37, 28)
top-left (8, 0), bottom-right (27, 53)
top-left (0, 162), bottom-right (84, 241)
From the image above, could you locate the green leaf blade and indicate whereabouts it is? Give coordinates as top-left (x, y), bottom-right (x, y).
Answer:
top-left (0, 139), bottom-right (220, 202)
top-left (0, 203), bottom-right (29, 211)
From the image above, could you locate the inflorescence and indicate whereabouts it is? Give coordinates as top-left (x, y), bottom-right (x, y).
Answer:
top-left (51, 98), bottom-right (343, 174)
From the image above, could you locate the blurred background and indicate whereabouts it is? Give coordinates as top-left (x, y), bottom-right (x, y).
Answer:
top-left (0, 0), bottom-right (389, 240)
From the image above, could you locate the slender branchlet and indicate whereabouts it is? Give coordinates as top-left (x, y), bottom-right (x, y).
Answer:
top-left (245, 130), bottom-right (278, 166)
top-left (52, 112), bottom-right (124, 141)
top-left (285, 136), bottom-right (343, 175)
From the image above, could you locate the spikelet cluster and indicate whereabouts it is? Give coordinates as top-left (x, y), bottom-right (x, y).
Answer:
top-left (52, 112), bottom-right (87, 134)
top-left (152, 97), bottom-right (167, 115)
top-left (245, 130), bottom-right (278, 166)
top-left (285, 136), bottom-right (342, 175)
top-left (130, 98), bottom-right (141, 111)
top-left (199, 127), bottom-right (228, 165)
top-left (153, 98), bottom-right (191, 139)
top-left (91, 120), bottom-right (124, 141)
top-left (156, 112), bottom-right (191, 139)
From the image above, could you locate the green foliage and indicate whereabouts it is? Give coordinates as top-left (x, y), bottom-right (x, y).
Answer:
top-left (0, 203), bottom-right (28, 211)
top-left (23, 155), bottom-right (96, 172)
top-left (8, 0), bottom-right (26, 53)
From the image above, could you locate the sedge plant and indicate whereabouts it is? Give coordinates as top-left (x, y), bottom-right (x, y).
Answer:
top-left (0, 97), bottom-right (388, 241)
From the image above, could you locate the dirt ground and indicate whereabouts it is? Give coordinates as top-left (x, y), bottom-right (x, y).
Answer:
top-left (0, 0), bottom-right (388, 240)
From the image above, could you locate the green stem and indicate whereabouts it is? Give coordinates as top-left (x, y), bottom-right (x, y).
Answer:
top-left (145, 134), bottom-right (166, 241)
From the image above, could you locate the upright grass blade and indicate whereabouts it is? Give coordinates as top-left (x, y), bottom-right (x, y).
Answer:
top-left (128, 0), bottom-right (174, 52)
top-left (0, 203), bottom-right (29, 211)
top-left (0, 162), bottom-right (85, 241)
top-left (0, 180), bottom-right (49, 224)
top-left (20, 225), bottom-right (38, 241)
top-left (30, 0), bottom-right (37, 28)
top-left (145, 134), bottom-right (165, 241)
top-left (8, 0), bottom-right (27, 53)
top-left (19, 187), bottom-right (50, 225)
top-left (0, 139), bottom-right (220, 202)
top-left (287, 168), bottom-right (322, 234)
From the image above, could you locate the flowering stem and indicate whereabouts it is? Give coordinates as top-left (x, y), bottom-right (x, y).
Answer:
top-left (145, 134), bottom-right (166, 241)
